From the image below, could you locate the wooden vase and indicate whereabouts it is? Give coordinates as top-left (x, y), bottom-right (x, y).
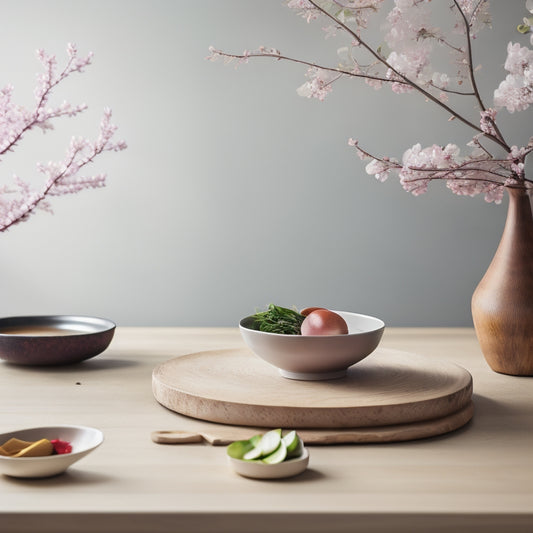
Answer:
top-left (471, 186), bottom-right (533, 376)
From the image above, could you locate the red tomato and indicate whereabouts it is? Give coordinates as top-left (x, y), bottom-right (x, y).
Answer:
top-left (300, 309), bottom-right (349, 336)
top-left (300, 306), bottom-right (325, 317)
top-left (50, 439), bottom-right (72, 455)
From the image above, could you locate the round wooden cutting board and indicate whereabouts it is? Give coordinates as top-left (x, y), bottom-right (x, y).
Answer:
top-left (152, 347), bottom-right (473, 433)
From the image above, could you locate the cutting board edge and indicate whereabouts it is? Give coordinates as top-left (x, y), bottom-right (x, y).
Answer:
top-left (152, 372), bottom-right (473, 429)
top-left (151, 401), bottom-right (475, 446)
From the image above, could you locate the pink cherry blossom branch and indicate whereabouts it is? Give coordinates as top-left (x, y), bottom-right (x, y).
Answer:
top-left (209, 46), bottom-right (478, 98)
top-left (452, 0), bottom-right (486, 111)
top-left (429, 83), bottom-right (475, 97)
top-left (405, 164), bottom-right (513, 182)
top-left (212, 0), bottom-right (510, 152)
top-left (211, 1), bottom-right (531, 202)
top-left (1, 45), bottom-right (91, 159)
top-left (0, 108), bottom-right (126, 232)
top-left (207, 47), bottom-right (410, 88)
top-left (452, 0), bottom-right (508, 148)
top-left (350, 138), bottom-right (532, 185)
top-left (0, 45), bottom-right (127, 232)
top-left (307, 0), bottom-right (511, 152)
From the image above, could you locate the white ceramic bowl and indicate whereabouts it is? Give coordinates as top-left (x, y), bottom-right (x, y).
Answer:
top-left (240, 310), bottom-right (385, 380)
top-left (0, 425), bottom-right (103, 478)
top-left (227, 447), bottom-right (309, 479)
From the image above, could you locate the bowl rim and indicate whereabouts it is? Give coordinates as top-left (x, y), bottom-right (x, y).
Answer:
top-left (239, 310), bottom-right (385, 338)
top-left (0, 424), bottom-right (104, 461)
top-left (0, 315), bottom-right (116, 338)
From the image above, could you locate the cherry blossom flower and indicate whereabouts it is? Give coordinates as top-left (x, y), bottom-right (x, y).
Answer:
top-left (494, 42), bottom-right (533, 113)
top-left (297, 67), bottom-right (340, 100)
top-left (480, 108), bottom-right (498, 136)
top-left (365, 158), bottom-right (392, 182)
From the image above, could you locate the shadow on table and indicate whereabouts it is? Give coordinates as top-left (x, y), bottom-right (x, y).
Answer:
top-left (2, 468), bottom-right (113, 487)
top-left (242, 468), bottom-right (326, 484)
top-left (368, 392), bottom-right (522, 448)
top-left (3, 357), bottom-right (141, 374)
top-left (471, 392), bottom-right (523, 415)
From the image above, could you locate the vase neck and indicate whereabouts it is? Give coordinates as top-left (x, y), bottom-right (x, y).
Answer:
top-left (506, 187), bottom-right (533, 226)
top-left (499, 187), bottom-right (533, 261)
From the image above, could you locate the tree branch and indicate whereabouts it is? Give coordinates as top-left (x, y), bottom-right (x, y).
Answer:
top-left (452, 0), bottom-right (509, 149)
top-left (308, 0), bottom-right (511, 152)
top-left (208, 48), bottom-right (411, 88)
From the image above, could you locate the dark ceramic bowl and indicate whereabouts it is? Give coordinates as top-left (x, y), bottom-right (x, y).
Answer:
top-left (0, 315), bottom-right (116, 366)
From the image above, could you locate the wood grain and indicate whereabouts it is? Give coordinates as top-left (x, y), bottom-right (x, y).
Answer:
top-left (152, 347), bottom-right (473, 431)
top-left (472, 187), bottom-right (533, 375)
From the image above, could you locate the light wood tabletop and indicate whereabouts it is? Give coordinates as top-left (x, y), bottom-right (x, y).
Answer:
top-left (1, 327), bottom-right (532, 533)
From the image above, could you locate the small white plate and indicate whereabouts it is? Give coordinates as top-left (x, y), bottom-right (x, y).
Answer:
top-left (227, 447), bottom-right (309, 479)
top-left (0, 425), bottom-right (103, 478)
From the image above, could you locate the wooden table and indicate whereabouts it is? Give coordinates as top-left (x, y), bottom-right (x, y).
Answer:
top-left (1, 328), bottom-right (532, 533)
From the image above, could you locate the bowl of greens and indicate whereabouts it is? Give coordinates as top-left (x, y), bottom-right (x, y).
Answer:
top-left (239, 304), bottom-right (385, 380)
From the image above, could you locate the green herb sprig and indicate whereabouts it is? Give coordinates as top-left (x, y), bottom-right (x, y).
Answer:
top-left (251, 304), bottom-right (304, 335)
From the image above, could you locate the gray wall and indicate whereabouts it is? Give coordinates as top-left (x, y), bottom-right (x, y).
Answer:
top-left (0, 1), bottom-right (530, 327)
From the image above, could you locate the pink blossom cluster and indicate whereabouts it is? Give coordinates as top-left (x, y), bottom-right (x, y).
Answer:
top-left (384, 0), bottom-right (436, 92)
top-left (0, 44), bottom-right (126, 231)
top-left (210, 0), bottom-right (533, 202)
top-left (398, 143), bottom-right (509, 203)
top-left (287, 0), bottom-right (384, 28)
top-left (288, 0), bottom-right (480, 97)
top-left (494, 42), bottom-right (533, 113)
top-left (454, 0), bottom-right (491, 37)
top-left (351, 136), bottom-right (533, 204)
top-left (297, 67), bottom-right (341, 100)
top-left (479, 108), bottom-right (498, 136)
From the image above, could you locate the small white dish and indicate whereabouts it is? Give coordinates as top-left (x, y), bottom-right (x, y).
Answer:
top-left (0, 425), bottom-right (103, 478)
top-left (240, 310), bottom-right (385, 380)
top-left (227, 447), bottom-right (309, 479)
